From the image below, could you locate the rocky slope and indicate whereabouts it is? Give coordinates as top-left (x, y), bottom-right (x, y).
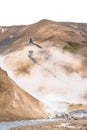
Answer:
top-left (0, 68), bottom-right (47, 121)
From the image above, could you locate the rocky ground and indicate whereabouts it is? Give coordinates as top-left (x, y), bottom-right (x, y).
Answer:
top-left (10, 119), bottom-right (87, 130)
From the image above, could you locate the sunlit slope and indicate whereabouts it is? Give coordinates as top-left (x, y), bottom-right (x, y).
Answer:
top-left (0, 68), bottom-right (47, 121)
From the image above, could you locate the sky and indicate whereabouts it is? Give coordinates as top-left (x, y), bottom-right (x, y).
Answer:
top-left (0, 0), bottom-right (87, 26)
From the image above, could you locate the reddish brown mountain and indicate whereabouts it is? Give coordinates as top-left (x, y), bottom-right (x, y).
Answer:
top-left (0, 19), bottom-right (87, 56)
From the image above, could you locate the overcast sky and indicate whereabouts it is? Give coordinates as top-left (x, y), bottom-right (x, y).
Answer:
top-left (0, 0), bottom-right (87, 26)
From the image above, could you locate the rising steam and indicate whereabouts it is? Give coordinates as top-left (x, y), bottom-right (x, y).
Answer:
top-left (0, 44), bottom-right (87, 115)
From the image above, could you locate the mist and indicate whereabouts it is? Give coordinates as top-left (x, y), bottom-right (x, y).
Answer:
top-left (0, 45), bottom-right (87, 115)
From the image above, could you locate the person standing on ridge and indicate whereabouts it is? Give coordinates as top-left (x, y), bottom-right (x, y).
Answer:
top-left (29, 37), bottom-right (33, 44)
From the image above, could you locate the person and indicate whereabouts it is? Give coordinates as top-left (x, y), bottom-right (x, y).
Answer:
top-left (29, 37), bottom-right (33, 44)
top-left (28, 50), bottom-right (33, 57)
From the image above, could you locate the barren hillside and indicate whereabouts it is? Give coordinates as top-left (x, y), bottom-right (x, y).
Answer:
top-left (0, 19), bottom-right (87, 55)
top-left (0, 68), bottom-right (47, 121)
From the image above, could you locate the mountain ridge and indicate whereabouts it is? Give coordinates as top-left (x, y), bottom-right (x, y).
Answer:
top-left (0, 19), bottom-right (87, 55)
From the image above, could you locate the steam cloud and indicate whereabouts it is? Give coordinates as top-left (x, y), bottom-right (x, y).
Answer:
top-left (0, 45), bottom-right (87, 115)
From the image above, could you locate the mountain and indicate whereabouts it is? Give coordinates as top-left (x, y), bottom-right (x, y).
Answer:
top-left (0, 19), bottom-right (87, 116)
top-left (0, 19), bottom-right (87, 55)
top-left (0, 68), bottom-right (47, 121)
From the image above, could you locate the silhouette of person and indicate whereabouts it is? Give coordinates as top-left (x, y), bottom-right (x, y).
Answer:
top-left (29, 38), bottom-right (33, 44)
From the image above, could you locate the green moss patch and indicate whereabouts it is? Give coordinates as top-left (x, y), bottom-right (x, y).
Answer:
top-left (64, 41), bottom-right (84, 52)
